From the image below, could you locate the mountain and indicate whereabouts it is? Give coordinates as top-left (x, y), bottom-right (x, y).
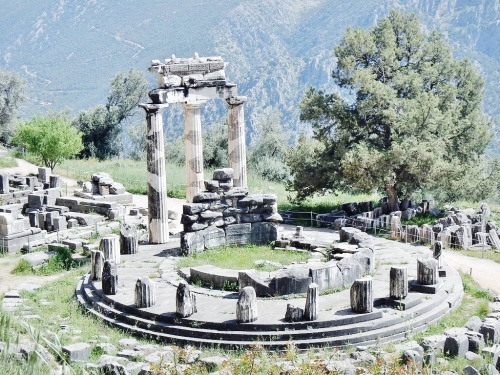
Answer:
top-left (0, 0), bottom-right (498, 150)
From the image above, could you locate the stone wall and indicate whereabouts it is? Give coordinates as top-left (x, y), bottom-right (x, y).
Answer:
top-left (180, 168), bottom-right (282, 255)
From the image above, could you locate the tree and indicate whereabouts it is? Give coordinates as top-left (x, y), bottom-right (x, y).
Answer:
top-left (13, 115), bottom-right (83, 170)
top-left (291, 10), bottom-right (493, 209)
top-left (0, 69), bottom-right (26, 143)
top-left (248, 107), bottom-right (290, 182)
top-left (73, 69), bottom-right (149, 160)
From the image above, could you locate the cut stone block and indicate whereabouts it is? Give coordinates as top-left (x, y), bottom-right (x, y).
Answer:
top-left (176, 281), bottom-right (196, 318)
top-left (351, 277), bottom-right (373, 313)
top-left (236, 286), bottom-right (258, 323)
top-left (285, 304), bottom-right (303, 322)
top-left (135, 277), bottom-right (156, 308)
top-left (62, 343), bottom-right (90, 363)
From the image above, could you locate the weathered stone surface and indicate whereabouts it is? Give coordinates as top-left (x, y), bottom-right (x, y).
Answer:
top-left (285, 304), bottom-right (303, 322)
top-left (180, 231), bottom-right (205, 255)
top-left (465, 316), bottom-right (483, 332)
top-left (100, 235), bottom-right (120, 264)
top-left (183, 203), bottom-right (210, 215)
top-left (269, 268), bottom-right (311, 295)
top-left (390, 266), bottom-right (408, 300)
top-left (91, 250), bottom-right (105, 281)
top-left (390, 216), bottom-right (402, 240)
top-left (444, 329), bottom-right (469, 357)
top-left (304, 283), bottom-right (319, 321)
top-left (401, 350), bottom-right (422, 368)
top-left (417, 258), bottom-right (439, 285)
top-left (350, 277), bottom-right (373, 313)
top-left (120, 224), bottom-right (138, 255)
top-left (339, 227), bottom-right (362, 242)
top-left (135, 277), bottom-right (156, 308)
top-left (236, 286), bottom-right (258, 323)
top-left (176, 281), bottom-right (197, 318)
top-left (250, 222), bottom-right (278, 245)
top-left (102, 260), bottom-right (118, 295)
top-left (353, 247), bottom-right (375, 273)
top-left (21, 252), bottom-right (50, 267)
top-left (238, 270), bottom-right (274, 297)
top-left (225, 223), bottom-right (251, 245)
top-left (192, 192), bottom-right (220, 203)
top-left (213, 168), bottom-right (233, 180)
top-left (62, 342), bottom-right (90, 363)
top-left (480, 319), bottom-right (500, 344)
top-left (203, 226), bottom-right (226, 249)
top-left (309, 262), bottom-right (343, 291)
top-left (463, 365), bottom-right (480, 375)
top-left (465, 331), bottom-right (485, 353)
top-left (98, 362), bottom-right (128, 375)
top-left (490, 229), bottom-right (500, 250)
top-left (109, 182), bottom-right (125, 195)
top-left (420, 335), bottom-right (446, 354)
top-left (338, 256), bottom-right (365, 287)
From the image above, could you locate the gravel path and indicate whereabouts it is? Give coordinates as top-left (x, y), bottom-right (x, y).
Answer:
top-left (443, 250), bottom-right (500, 295)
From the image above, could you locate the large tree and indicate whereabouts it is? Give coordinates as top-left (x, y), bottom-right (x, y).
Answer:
top-left (0, 69), bottom-right (26, 144)
top-left (291, 10), bottom-right (493, 210)
top-left (73, 69), bottom-right (149, 160)
top-left (13, 115), bottom-right (83, 170)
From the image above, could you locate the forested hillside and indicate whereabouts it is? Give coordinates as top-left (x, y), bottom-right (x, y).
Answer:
top-left (0, 0), bottom-right (498, 150)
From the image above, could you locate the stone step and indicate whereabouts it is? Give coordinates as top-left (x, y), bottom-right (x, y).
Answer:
top-left (76, 269), bottom-right (463, 349)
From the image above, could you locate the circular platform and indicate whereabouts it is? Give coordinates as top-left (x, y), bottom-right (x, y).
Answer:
top-left (76, 227), bottom-right (463, 349)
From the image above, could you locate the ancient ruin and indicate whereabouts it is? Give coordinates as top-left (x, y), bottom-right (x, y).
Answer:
top-left (140, 54), bottom-right (248, 244)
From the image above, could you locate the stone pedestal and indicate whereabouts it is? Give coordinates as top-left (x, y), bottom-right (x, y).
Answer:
top-left (304, 283), bottom-right (319, 321)
top-left (176, 281), bottom-right (197, 318)
top-left (120, 224), bottom-right (138, 255)
top-left (390, 266), bottom-right (408, 300)
top-left (100, 235), bottom-right (120, 264)
top-left (102, 260), bottom-right (118, 295)
top-left (350, 277), bottom-right (373, 313)
top-left (226, 96), bottom-right (247, 188)
top-left (183, 101), bottom-right (206, 202)
top-left (38, 167), bottom-right (50, 183)
top-left (0, 174), bottom-right (9, 194)
top-left (417, 258), bottom-right (439, 285)
top-left (91, 250), bottom-right (104, 281)
top-left (140, 103), bottom-right (169, 244)
top-left (49, 175), bottom-right (60, 188)
top-left (434, 241), bottom-right (443, 270)
top-left (390, 216), bottom-right (402, 240)
top-left (237, 286), bottom-right (258, 323)
top-left (135, 277), bottom-right (156, 308)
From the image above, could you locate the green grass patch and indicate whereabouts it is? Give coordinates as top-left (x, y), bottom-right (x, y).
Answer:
top-left (401, 213), bottom-right (437, 226)
top-left (11, 247), bottom-right (82, 276)
top-left (177, 244), bottom-right (310, 270)
top-left (0, 154), bottom-right (17, 168)
top-left (449, 248), bottom-right (500, 264)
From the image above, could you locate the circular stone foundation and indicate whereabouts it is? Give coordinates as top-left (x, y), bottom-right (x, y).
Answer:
top-left (76, 225), bottom-right (463, 349)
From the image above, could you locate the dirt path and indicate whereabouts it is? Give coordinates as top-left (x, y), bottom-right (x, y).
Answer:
top-left (444, 250), bottom-right (500, 295)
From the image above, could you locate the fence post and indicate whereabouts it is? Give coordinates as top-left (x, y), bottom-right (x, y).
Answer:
top-left (310, 211), bottom-right (313, 227)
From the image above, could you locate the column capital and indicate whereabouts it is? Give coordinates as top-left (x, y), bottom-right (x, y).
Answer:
top-left (139, 103), bottom-right (169, 114)
top-left (226, 96), bottom-right (247, 106)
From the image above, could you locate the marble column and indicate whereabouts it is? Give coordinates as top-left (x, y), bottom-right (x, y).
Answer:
top-left (183, 101), bottom-right (206, 202)
top-left (226, 96), bottom-right (248, 188)
top-left (140, 103), bottom-right (169, 244)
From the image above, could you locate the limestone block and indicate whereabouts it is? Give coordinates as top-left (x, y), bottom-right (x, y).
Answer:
top-left (285, 304), bottom-right (303, 322)
top-left (338, 256), bottom-right (365, 287)
top-left (240, 213), bottom-right (262, 223)
top-left (309, 262), bottom-right (343, 291)
top-left (49, 175), bottom-right (60, 188)
top-left (225, 223), bottom-right (251, 245)
top-left (213, 168), bottom-right (234, 180)
top-left (444, 331), bottom-right (469, 357)
top-left (192, 192), bottom-right (220, 203)
top-left (420, 335), bottom-right (446, 354)
top-left (120, 224), bottom-right (138, 255)
top-left (176, 281), bottom-right (196, 318)
top-left (350, 277), bottom-right (373, 313)
top-left (0, 174), bottom-right (9, 194)
top-left (304, 283), bottom-right (319, 321)
top-left (390, 266), bottom-right (408, 300)
top-left (480, 319), bottom-right (500, 344)
top-left (465, 331), bottom-right (485, 353)
top-left (109, 182), bottom-right (125, 195)
top-left (135, 277), bottom-right (156, 308)
top-left (181, 231), bottom-right (205, 255)
top-left (269, 268), bottom-right (311, 295)
top-left (238, 270), bottom-right (274, 297)
top-left (91, 250), bottom-right (104, 281)
top-left (390, 215), bottom-right (402, 240)
top-left (339, 227), bottom-right (362, 243)
top-left (236, 286), bottom-right (258, 323)
top-left (250, 222), bottom-right (278, 245)
top-left (401, 350), bottom-right (422, 368)
top-left (100, 235), bottom-right (120, 264)
top-left (465, 316), bottom-right (483, 332)
top-left (417, 258), bottom-right (439, 285)
top-left (352, 247), bottom-right (375, 273)
top-left (62, 343), bottom-right (90, 363)
top-left (28, 194), bottom-right (44, 209)
top-left (102, 260), bottom-right (118, 295)
top-left (203, 226), bottom-right (226, 249)
top-left (38, 167), bottom-right (50, 183)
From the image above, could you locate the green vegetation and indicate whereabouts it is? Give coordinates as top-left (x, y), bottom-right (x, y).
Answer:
top-left (0, 151), bottom-right (16, 168)
top-left (73, 69), bottom-right (149, 160)
top-left (291, 10), bottom-right (498, 209)
top-left (177, 244), bottom-right (310, 271)
top-left (12, 247), bottom-right (81, 276)
top-left (400, 213), bottom-right (437, 226)
top-left (13, 115), bottom-right (83, 170)
top-left (0, 69), bottom-right (26, 144)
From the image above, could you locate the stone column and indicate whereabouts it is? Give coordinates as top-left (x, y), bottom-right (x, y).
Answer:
top-left (120, 224), bottom-right (138, 255)
top-left (135, 277), bottom-right (156, 308)
top-left (304, 283), bottom-right (319, 321)
top-left (140, 103), bottom-right (169, 244)
top-left (226, 96), bottom-right (248, 188)
top-left (102, 260), bottom-right (118, 295)
top-left (0, 174), bottom-right (9, 194)
top-left (183, 101), bottom-right (206, 202)
top-left (236, 286), bottom-right (258, 323)
top-left (350, 277), bottom-right (373, 313)
top-left (389, 267), bottom-right (408, 300)
top-left (91, 250), bottom-right (104, 281)
top-left (434, 241), bottom-right (443, 269)
top-left (176, 281), bottom-right (197, 318)
top-left (417, 258), bottom-right (439, 285)
top-left (100, 235), bottom-right (120, 264)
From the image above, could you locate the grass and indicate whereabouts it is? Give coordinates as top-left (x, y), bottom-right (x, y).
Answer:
top-left (177, 244), bottom-right (310, 271)
top-left (0, 153), bottom-right (17, 168)
top-left (401, 213), bottom-right (437, 226)
top-left (11, 247), bottom-right (83, 276)
top-left (450, 248), bottom-right (500, 264)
